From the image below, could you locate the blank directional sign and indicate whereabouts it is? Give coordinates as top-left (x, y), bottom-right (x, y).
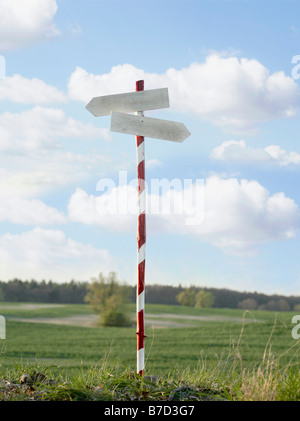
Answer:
top-left (110, 112), bottom-right (191, 143)
top-left (86, 88), bottom-right (169, 117)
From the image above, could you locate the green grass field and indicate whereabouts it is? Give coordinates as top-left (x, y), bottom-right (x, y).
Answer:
top-left (0, 302), bottom-right (300, 401)
top-left (0, 302), bottom-right (299, 375)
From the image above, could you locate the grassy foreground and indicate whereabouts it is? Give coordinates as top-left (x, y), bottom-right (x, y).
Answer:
top-left (0, 303), bottom-right (300, 400)
top-left (0, 350), bottom-right (300, 401)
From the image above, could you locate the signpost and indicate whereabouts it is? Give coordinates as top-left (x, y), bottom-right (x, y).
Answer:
top-left (86, 80), bottom-right (190, 376)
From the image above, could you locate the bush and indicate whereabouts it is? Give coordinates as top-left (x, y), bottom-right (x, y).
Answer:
top-left (85, 272), bottom-right (131, 327)
top-left (176, 287), bottom-right (196, 306)
top-left (176, 288), bottom-right (214, 309)
top-left (195, 290), bottom-right (214, 308)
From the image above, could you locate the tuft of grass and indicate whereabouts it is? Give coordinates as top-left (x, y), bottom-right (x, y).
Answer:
top-left (1, 337), bottom-right (300, 401)
top-left (0, 355), bottom-right (228, 401)
top-left (211, 312), bottom-right (300, 401)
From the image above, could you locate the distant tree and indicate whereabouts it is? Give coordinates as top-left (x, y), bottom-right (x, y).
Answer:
top-left (277, 298), bottom-right (290, 311)
top-left (293, 303), bottom-right (300, 312)
top-left (260, 299), bottom-right (291, 312)
top-left (85, 272), bottom-right (131, 327)
top-left (238, 298), bottom-right (258, 310)
top-left (195, 290), bottom-right (214, 308)
top-left (176, 287), bottom-right (196, 307)
top-left (264, 300), bottom-right (278, 311)
top-left (260, 300), bottom-right (278, 311)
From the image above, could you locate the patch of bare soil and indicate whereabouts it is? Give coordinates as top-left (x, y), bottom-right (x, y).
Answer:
top-left (10, 314), bottom-right (190, 328)
top-left (147, 313), bottom-right (259, 323)
top-left (9, 312), bottom-right (259, 328)
top-left (10, 314), bottom-right (99, 327)
top-left (0, 304), bottom-right (65, 310)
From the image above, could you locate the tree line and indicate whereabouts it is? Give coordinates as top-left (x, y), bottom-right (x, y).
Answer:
top-left (0, 277), bottom-right (300, 311)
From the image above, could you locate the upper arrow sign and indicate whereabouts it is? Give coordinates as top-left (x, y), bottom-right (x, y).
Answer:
top-left (86, 88), bottom-right (170, 117)
top-left (110, 112), bottom-right (191, 143)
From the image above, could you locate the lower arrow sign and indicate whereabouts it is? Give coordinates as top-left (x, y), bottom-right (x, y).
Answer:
top-left (110, 112), bottom-right (191, 143)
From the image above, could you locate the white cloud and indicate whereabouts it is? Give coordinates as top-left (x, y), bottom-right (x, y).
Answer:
top-left (68, 54), bottom-right (300, 134)
top-left (0, 0), bottom-right (59, 50)
top-left (211, 140), bottom-right (272, 163)
top-left (185, 176), bottom-right (299, 255)
top-left (0, 227), bottom-right (114, 281)
top-left (67, 176), bottom-right (299, 255)
top-left (0, 74), bottom-right (66, 104)
top-left (68, 180), bottom-right (205, 233)
top-left (0, 105), bottom-right (113, 201)
top-left (68, 65), bottom-right (145, 102)
top-left (0, 194), bottom-right (65, 225)
top-left (211, 140), bottom-right (300, 166)
top-left (0, 149), bottom-right (113, 199)
top-left (0, 149), bottom-right (113, 226)
top-left (264, 145), bottom-right (300, 166)
top-left (68, 186), bottom-right (137, 233)
top-left (146, 159), bottom-right (163, 169)
top-left (0, 106), bottom-right (110, 153)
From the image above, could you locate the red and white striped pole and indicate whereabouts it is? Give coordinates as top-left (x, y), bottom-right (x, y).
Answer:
top-left (136, 80), bottom-right (146, 376)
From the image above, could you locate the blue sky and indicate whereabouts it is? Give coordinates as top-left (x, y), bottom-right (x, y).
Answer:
top-left (0, 0), bottom-right (300, 295)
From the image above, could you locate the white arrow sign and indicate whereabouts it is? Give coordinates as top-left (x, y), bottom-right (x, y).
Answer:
top-left (110, 111), bottom-right (191, 143)
top-left (86, 88), bottom-right (169, 117)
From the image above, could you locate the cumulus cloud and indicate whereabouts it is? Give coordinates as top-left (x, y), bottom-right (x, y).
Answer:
top-left (0, 74), bottom-right (66, 104)
top-left (67, 175), bottom-right (299, 255)
top-left (0, 227), bottom-right (114, 281)
top-left (0, 194), bottom-right (66, 225)
top-left (211, 140), bottom-right (300, 166)
top-left (68, 54), bottom-right (300, 134)
top-left (264, 145), bottom-right (300, 166)
top-left (68, 186), bottom-right (138, 233)
top-left (0, 149), bottom-right (114, 200)
top-left (0, 105), bottom-right (113, 201)
top-left (0, 106), bottom-right (110, 153)
top-left (186, 176), bottom-right (299, 254)
top-left (68, 65), bottom-right (145, 102)
top-left (0, 149), bottom-right (112, 226)
top-left (0, 0), bottom-right (59, 50)
top-left (68, 179), bottom-right (204, 232)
